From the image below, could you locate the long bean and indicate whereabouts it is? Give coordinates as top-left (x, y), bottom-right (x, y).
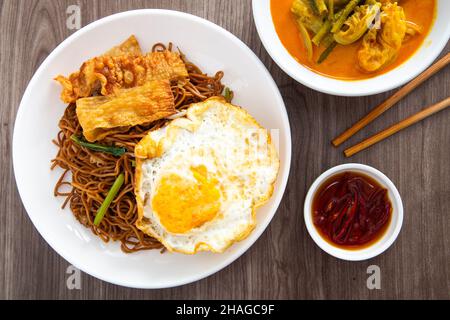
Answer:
top-left (328, 0), bottom-right (334, 21)
top-left (312, 20), bottom-right (332, 46)
top-left (315, 0), bottom-right (328, 15)
top-left (321, 33), bottom-right (336, 47)
top-left (331, 0), bottom-right (361, 33)
top-left (317, 41), bottom-right (337, 64)
top-left (308, 0), bottom-right (320, 15)
top-left (312, 9), bottom-right (342, 46)
top-left (94, 173), bottom-right (125, 226)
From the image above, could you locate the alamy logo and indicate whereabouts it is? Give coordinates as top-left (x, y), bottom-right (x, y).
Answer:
top-left (367, 5), bottom-right (382, 30)
top-left (366, 265), bottom-right (381, 290)
top-left (66, 265), bottom-right (81, 290)
top-left (66, 5), bottom-right (81, 30)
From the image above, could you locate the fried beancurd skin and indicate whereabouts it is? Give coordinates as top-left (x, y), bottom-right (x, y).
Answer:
top-left (55, 51), bottom-right (189, 103)
top-left (76, 80), bottom-right (176, 142)
top-left (104, 35), bottom-right (142, 57)
top-left (358, 2), bottom-right (406, 72)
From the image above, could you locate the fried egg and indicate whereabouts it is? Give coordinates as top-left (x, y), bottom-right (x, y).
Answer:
top-left (134, 97), bottom-right (279, 254)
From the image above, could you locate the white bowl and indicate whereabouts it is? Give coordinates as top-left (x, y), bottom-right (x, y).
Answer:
top-left (252, 0), bottom-right (450, 96)
top-left (304, 164), bottom-right (403, 261)
top-left (13, 9), bottom-right (292, 288)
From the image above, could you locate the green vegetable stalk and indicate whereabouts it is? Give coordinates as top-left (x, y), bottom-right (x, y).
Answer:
top-left (331, 0), bottom-right (361, 33)
top-left (328, 0), bottom-right (334, 21)
top-left (70, 135), bottom-right (126, 157)
top-left (308, 0), bottom-right (320, 15)
top-left (223, 87), bottom-right (234, 103)
top-left (312, 9), bottom-right (342, 46)
top-left (94, 173), bottom-right (125, 226)
top-left (315, 0), bottom-right (328, 15)
top-left (317, 41), bottom-right (338, 63)
top-left (312, 20), bottom-right (332, 46)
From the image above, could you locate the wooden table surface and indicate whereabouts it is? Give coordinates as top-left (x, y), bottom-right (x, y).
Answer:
top-left (1, 0), bottom-right (449, 300)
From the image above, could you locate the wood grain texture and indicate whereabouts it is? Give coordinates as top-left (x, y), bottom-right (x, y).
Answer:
top-left (0, 0), bottom-right (449, 299)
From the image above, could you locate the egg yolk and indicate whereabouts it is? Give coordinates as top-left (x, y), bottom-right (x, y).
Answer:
top-left (152, 165), bottom-right (220, 234)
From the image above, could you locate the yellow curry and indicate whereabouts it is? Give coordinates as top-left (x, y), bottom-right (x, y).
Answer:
top-left (271, 0), bottom-right (436, 80)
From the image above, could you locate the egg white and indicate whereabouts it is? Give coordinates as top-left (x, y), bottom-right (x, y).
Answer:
top-left (135, 97), bottom-right (279, 254)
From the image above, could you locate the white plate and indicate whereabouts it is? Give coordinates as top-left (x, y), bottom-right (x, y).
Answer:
top-left (13, 10), bottom-right (292, 289)
top-left (253, 0), bottom-right (450, 96)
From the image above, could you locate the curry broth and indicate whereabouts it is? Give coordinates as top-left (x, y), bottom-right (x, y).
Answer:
top-left (271, 0), bottom-right (436, 80)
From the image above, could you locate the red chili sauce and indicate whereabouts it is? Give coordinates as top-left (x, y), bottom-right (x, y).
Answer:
top-left (312, 171), bottom-right (392, 250)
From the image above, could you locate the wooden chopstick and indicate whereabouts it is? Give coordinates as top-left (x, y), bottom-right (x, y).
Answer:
top-left (332, 52), bottom-right (450, 147)
top-left (344, 97), bottom-right (450, 157)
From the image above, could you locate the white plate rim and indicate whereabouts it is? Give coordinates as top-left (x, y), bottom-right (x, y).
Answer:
top-left (13, 9), bottom-right (292, 289)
